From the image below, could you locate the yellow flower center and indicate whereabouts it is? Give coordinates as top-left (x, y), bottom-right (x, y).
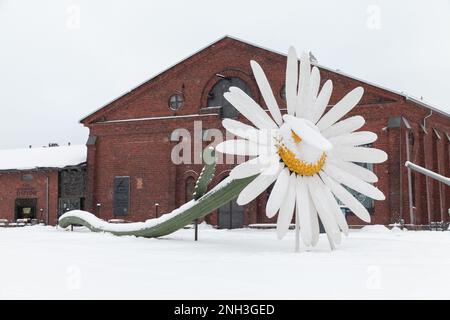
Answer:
top-left (277, 131), bottom-right (327, 176)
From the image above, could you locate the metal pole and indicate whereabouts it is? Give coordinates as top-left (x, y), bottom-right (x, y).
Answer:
top-left (326, 233), bottom-right (335, 251)
top-left (405, 161), bottom-right (450, 186)
top-left (194, 219), bottom-right (199, 241)
top-left (295, 209), bottom-right (300, 253)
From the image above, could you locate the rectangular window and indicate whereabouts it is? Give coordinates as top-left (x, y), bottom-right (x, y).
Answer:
top-left (338, 144), bottom-right (375, 214)
top-left (113, 176), bottom-right (130, 216)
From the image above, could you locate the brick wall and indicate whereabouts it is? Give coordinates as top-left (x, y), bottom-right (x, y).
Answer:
top-left (0, 170), bottom-right (59, 225)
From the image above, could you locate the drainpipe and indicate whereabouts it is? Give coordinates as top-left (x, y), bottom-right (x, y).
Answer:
top-left (399, 126), bottom-right (403, 222)
top-left (405, 132), bottom-right (414, 224)
top-left (421, 111), bottom-right (433, 227)
top-left (422, 110), bottom-right (433, 129)
top-left (46, 175), bottom-right (49, 225)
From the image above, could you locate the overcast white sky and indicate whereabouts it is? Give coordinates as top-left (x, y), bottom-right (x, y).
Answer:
top-left (0, 0), bottom-right (449, 150)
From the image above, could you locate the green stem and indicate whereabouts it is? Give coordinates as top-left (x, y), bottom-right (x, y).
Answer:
top-left (59, 175), bottom-right (256, 238)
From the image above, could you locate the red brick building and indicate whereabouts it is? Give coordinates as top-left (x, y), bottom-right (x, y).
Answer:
top-left (0, 145), bottom-right (86, 226)
top-left (79, 36), bottom-right (449, 228)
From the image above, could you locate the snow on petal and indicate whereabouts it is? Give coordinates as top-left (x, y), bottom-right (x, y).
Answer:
top-left (310, 80), bottom-right (333, 124)
top-left (250, 60), bottom-right (283, 126)
top-left (283, 115), bottom-right (333, 151)
top-left (328, 158), bottom-right (379, 183)
top-left (286, 47), bottom-right (298, 116)
top-left (277, 173), bottom-right (296, 239)
top-left (323, 162), bottom-right (385, 201)
top-left (321, 115), bottom-right (365, 138)
top-left (329, 131), bottom-right (378, 147)
top-left (330, 146), bottom-right (388, 164)
top-left (317, 87), bottom-right (364, 131)
top-left (295, 176), bottom-right (312, 246)
top-left (320, 171), bottom-right (371, 223)
top-left (237, 163), bottom-right (282, 206)
top-left (296, 52), bottom-right (311, 118)
top-left (224, 88), bottom-right (278, 130)
top-left (216, 139), bottom-right (273, 157)
top-left (266, 167), bottom-right (290, 218)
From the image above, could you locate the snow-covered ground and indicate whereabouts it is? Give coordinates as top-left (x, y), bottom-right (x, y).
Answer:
top-left (0, 225), bottom-right (449, 300)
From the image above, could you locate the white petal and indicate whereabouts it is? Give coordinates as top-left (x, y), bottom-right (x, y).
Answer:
top-left (266, 168), bottom-right (290, 218)
top-left (310, 80), bottom-right (333, 124)
top-left (295, 176), bottom-right (312, 246)
top-left (322, 183), bottom-right (349, 235)
top-left (277, 173), bottom-right (296, 239)
top-left (328, 158), bottom-right (378, 183)
top-left (330, 146), bottom-right (388, 164)
top-left (308, 191), bottom-right (320, 247)
top-left (283, 115), bottom-right (333, 151)
top-left (222, 119), bottom-right (272, 145)
top-left (309, 67), bottom-right (321, 104)
top-left (296, 52), bottom-right (311, 118)
top-left (216, 139), bottom-right (273, 157)
top-left (320, 171), bottom-right (371, 223)
top-left (329, 131), bottom-right (378, 146)
top-left (321, 115), bottom-right (365, 138)
top-left (307, 175), bottom-right (341, 245)
top-left (237, 163), bottom-right (282, 205)
top-left (304, 67), bottom-right (321, 121)
top-left (230, 154), bottom-right (278, 179)
top-left (323, 162), bottom-right (385, 200)
top-left (224, 88), bottom-right (278, 130)
top-left (317, 87), bottom-right (364, 131)
top-left (286, 47), bottom-right (298, 116)
top-left (250, 60), bottom-right (283, 126)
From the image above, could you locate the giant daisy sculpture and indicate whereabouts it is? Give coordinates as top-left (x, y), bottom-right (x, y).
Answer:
top-left (216, 47), bottom-right (387, 250)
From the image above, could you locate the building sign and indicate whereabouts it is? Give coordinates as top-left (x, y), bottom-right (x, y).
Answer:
top-left (113, 176), bottom-right (130, 216)
top-left (16, 187), bottom-right (37, 198)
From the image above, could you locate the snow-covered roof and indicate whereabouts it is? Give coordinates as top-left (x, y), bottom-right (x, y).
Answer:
top-left (0, 145), bottom-right (87, 171)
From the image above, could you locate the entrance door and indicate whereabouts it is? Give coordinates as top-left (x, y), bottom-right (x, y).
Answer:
top-left (218, 198), bottom-right (244, 229)
top-left (15, 198), bottom-right (37, 220)
top-left (58, 198), bottom-right (82, 217)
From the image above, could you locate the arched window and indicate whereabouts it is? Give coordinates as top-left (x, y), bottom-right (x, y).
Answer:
top-left (185, 177), bottom-right (197, 203)
top-left (207, 77), bottom-right (251, 119)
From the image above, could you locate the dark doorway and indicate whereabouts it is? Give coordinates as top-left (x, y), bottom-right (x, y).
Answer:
top-left (15, 198), bottom-right (37, 220)
top-left (218, 198), bottom-right (244, 229)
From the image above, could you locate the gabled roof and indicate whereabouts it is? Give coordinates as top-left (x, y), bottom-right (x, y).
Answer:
top-left (0, 145), bottom-right (87, 172)
top-left (80, 35), bottom-right (449, 124)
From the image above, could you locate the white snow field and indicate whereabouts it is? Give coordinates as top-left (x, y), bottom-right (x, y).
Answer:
top-left (0, 225), bottom-right (449, 300)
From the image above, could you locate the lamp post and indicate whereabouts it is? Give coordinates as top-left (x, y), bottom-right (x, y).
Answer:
top-left (96, 203), bottom-right (102, 219)
top-left (155, 203), bottom-right (159, 218)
